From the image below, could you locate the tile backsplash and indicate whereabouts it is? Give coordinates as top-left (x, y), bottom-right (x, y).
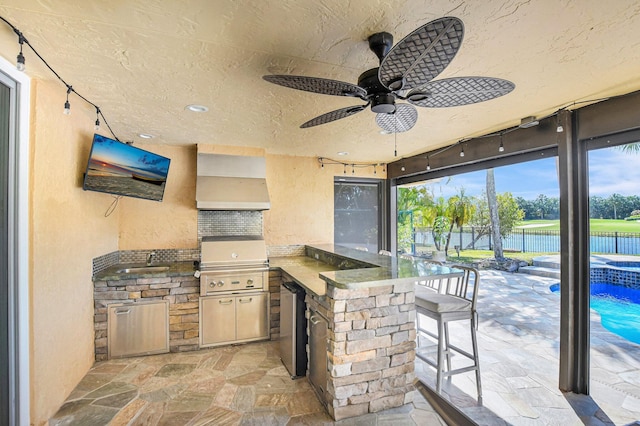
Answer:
top-left (197, 210), bottom-right (263, 240)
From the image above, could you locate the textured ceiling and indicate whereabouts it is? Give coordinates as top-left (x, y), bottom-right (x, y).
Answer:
top-left (1, 0), bottom-right (640, 162)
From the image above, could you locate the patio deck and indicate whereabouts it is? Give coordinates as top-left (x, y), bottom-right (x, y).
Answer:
top-left (416, 269), bottom-right (640, 425)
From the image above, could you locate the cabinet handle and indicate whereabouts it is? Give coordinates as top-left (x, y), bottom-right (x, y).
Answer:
top-left (218, 299), bottom-right (233, 305)
top-left (114, 309), bottom-right (131, 315)
top-left (238, 297), bottom-right (253, 303)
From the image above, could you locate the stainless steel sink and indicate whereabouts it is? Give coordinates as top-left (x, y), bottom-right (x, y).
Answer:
top-left (116, 265), bottom-right (170, 274)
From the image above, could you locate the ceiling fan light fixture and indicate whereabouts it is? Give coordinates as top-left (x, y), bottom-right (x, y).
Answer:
top-left (519, 116), bottom-right (539, 128)
top-left (371, 94), bottom-right (396, 113)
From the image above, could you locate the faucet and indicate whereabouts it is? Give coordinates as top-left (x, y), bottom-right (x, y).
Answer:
top-left (146, 251), bottom-right (156, 266)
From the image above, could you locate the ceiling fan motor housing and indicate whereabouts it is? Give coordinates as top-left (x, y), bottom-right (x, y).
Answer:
top-left (358, 68), bottom-right (396, 113)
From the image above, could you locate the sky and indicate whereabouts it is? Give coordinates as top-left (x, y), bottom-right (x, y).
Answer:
top-left (414, 146), bottom-right (640, 201)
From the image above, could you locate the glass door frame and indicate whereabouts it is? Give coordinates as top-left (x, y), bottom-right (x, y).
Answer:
top-left (334, 177), bottom-right (390, 253)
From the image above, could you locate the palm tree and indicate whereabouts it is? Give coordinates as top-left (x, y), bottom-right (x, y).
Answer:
top-left (619, 142), bottom-right (640, 154)
top-left (444, 188), bottom-right (475, 253)
top-left (486, 168), bottom-right (504, 259)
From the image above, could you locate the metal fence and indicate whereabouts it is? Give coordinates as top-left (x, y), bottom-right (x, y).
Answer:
top-left (412, 227), bottom-right (640, 255)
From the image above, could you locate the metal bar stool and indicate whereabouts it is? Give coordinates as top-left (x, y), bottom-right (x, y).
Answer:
top-left (414, 264), bottom-right (482, 403)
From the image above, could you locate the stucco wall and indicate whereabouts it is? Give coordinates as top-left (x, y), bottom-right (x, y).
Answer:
top-left (264, 154), bottom-right (334, 245)
top-left (30, 79), bottom-right (119, 424)
top-left (118, 144), bottom-right (198, 249)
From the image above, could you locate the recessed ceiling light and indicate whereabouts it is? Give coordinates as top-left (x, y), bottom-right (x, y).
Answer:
top-left (337, 151), bottom-right (349, 156)
top-left (138, 133), bottom-right (154, 139)
top-left (186, 104), bottom-right (209, 112)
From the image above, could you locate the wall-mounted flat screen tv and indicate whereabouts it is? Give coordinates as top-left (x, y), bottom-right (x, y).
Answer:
top-left (82, 134), bottom-right (171, 201)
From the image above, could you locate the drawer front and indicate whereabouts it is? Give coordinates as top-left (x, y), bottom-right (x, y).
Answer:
top-left (108, 300), bottom-right (169, 359)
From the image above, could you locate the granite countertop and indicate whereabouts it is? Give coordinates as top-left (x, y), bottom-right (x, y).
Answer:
top-left (269, 256), bottom-right (340, 296)
top-left (94, 261), bottom-right (197, 281)
top-left (270, 245), bottom-right (464, 296)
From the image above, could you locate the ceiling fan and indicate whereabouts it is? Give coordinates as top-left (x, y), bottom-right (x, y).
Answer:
top-left (263, 17), bottom-right (515, 133)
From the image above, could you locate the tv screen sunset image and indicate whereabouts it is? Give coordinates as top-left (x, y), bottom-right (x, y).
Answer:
top-left (83, 134), bottom-right (171, 201)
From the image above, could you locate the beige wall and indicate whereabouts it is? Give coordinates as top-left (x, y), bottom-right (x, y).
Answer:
top-left (30, 80), bottom-right (119, 424)
top-left (118, 144), bottom-right (198, 249)
top-left (264, 154), bottom-right (334, 245)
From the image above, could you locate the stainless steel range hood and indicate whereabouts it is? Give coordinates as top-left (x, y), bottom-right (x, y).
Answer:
top-left (196, 153), bottom-right (270, 210)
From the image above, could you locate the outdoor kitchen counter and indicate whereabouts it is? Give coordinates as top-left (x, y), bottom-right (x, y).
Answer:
top-left (269, 256), bottom-right (340, 296)
top-left (270, 244), bottom-right (462, 296)
top-left (93, 261), bottom-right (197, 281)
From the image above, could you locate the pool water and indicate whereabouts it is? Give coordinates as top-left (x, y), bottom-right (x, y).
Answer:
top-left (550, 283), bottom-right (640, 344)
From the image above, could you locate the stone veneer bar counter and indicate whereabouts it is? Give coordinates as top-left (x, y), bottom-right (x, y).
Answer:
top-left (271, 244), bottom-right (463, 421)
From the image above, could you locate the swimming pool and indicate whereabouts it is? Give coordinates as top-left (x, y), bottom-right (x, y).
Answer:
top-left (606, 261), bottom-right (640, 270)
top-left (550, 283), bottom-right (640, 344)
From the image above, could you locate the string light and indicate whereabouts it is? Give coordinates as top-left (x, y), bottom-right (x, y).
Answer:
top-left (64, 85), bottom-right (72, 115)
top-left (459, 143), bottom-right (465, 157)
top-left (318, 157), bottom-right (385, 175)
top-left (0, 16), bottom-right (121, 141)
top-left (94, 107), bottom-right (101, 131)
top-left (498, 133), bottom-right (504, 152)
top-left (16, 32), bottom-right (25, 71)
top-left (426, 156), bottom-right (430, 171)
top-left (556, 112), bottom-right (564, 133)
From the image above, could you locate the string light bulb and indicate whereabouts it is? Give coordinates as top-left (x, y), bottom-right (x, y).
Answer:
top-left (459, 144), bottom-right (465, 157)
top-left (498, 133), bottom-right (504, 152)
top-left (556, 113), bottom-right (564, 133)
top-left (16, 33), bottom-right (25, 71)
top-left (426, 156), bottom-right (431, 171)
top-left (94, 107), bottom-right (101, 131)
top-left (63, 85), bottom-right (72, 115)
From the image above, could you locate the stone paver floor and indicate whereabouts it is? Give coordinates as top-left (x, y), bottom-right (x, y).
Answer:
top-left (49, 340), bottom-right (445, 425)
top-left (415, 269), bottom-right (640, 426)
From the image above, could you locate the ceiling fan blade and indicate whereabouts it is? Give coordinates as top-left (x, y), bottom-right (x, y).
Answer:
top-left (300, 104), bottom-right (368, 128)
top-left (379, 17), bottom-right (464, 92)
top-left (375, 104), bottom-right (418, 133)
top-left (263, 75), bottom-right (366, 98)
top-left (407, 77), bottom-right (515, 108)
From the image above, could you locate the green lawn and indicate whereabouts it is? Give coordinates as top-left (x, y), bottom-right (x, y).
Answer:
top-left (515, 219), bottom-right (640, 232)
top-left (446, 249), bottom-right (555, 265)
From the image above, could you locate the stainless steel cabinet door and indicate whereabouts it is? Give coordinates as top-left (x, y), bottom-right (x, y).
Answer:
top-left (279, 285), bottom-right (295, 375)
top-left (236, 293), bottom-right (268, 340)
top-left (200, 296), bottom-right (236, 345)
top-left (309, 310), bottom-right (328, 397)
top-left (108, 301), bottom-right (169, 359)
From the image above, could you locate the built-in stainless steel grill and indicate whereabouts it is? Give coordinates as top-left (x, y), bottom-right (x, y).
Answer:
top-left (199, 236), bottom-right (269, 296)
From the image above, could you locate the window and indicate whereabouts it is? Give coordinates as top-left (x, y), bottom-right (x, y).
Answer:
top-left (334, 178), bottom-right (387, 252)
